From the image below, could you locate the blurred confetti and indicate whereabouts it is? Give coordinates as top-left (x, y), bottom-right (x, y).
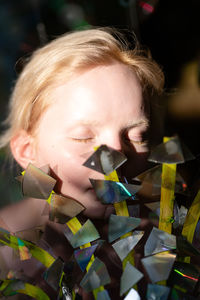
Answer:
top-left (112, 231), bottom-right (144, 261)
top-left (64, 219), bottom-right (100, 248)
top-left (22, 163), bottom-right (56, 199)
top-left (141, 252), bottom-right (176, 283)
top-left (74, 244), bottom-right (98, 271)
top-left (120, 262), bottom-right (143, 296)
top-left (146, 283), bottom-right (170, 300)
top-left (90, 179), bottom-right (140, 204)
top-left (43, 257), bottom-right (64, 291)
top-left (108, 214), bottom-right (141, 242)
top-left (80, 257), bottom-right (111, 292)
top-left (144, 227), bottom-right (176, 256)
top-left (97, 289), bottom-right (111, 300)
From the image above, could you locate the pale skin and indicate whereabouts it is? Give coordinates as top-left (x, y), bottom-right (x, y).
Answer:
top-left (11, 62), bottom-right (150, 219)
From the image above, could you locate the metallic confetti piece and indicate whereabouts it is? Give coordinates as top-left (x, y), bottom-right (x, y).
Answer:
top-left (0, 229), bottom-right (55, 268)
top-left (49, 212), bottom-right (75, 225)
top-left (22, 163), bottom-right (56, 199)
top-left (112, 231), bottom-right (144, 261)
top-left (0, 279), bottom-right (25, 296)
top-left (148, 136), bottom-right (195, 164)
top-left (39, 164), bottom-right (51, 174)
top-left (16, 225), bottom-right (45, 244)
top-left (136, 165), bottom-right (162, 183)
top-left (62, 259), bottom-right (80, 292)
top-left (80, 258), bottom-right (111, 292)
top-left (108, 214), bottom-right (141, 242)
top-left (74, 244), bottom-right (98, 271)
top-left (65, 219), bottom-right (100, 248)
top-left (104, 170), bottom-right (131, 218)
top-left (168, 262), bottom-right (200, 293)
top-left (176, 235), bottom-right (200, 257)
top-left (43, 257), bottom-right (64, 291)
top-left (19, 283), bottom-right (50, 300)
top-left (135, 165), bottom-right (162, 197)
top-left (49, 193), bottom-right (85, 223)
top-left (97, 289), bottom-right (111, 300)
top-left (0, 227), bottom-right (10, 246)
top-left (146, 283), bottom-right (170, 300)
top-left (136, 165), bottom-right (188, 196)
top-left (17, 237), bottom-right (32, 261)
top-left (90, 179), bottom-right (140, 204)
top-left (61, 285), bottom-right (72, 300)
top-left (120, 262), bottom-right (143, 296)
top-left (83, 144), bottom-right (127, 175)
top-left (66, 216), bottom-right (97, 276)
top-left (50, 193), bottom-right (85, 218)
top-left (136, 166), bottom-right (163, 197)
top-left (141, 252), bottom-right (176, 283)
top-left (173, 203), bottom-right (188, 229)
top-left (6, 271), bottom-right (15, 280)
top-left (124, 288), bottom-right (141, 300)
top-left (144, 227), bottom-right (176, 256)
top-left (145, 202), bottom-right (160, 217)
top-left (122, 177), bottom-right (138, 202)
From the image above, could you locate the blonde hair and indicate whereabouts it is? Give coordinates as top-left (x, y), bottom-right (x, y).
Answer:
top-left (0, 27), bottom-right (164, 152)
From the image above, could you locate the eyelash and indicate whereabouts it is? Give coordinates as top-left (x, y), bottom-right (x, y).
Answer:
top-left (124, 132), bottom-right (149, 146)
top-left (128, 139), bottom-right (148, 146)
top-left (71, 137), bottom-right (94, 143)
top-left (70, 132), bottom-right (149, 145)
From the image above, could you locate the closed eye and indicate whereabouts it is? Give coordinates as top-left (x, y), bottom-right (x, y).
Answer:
top-left (125, 137), bottom-right (148, 146)
top-left (128, 139), bottom-right (148, 146)
top-left (123, 128), bottom-right (149, 147)
top-left (70, 137), bottom-right (94, 143)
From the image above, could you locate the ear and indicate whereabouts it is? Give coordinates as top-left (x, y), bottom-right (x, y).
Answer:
top-left (10, 130), bottom-right (36, 169)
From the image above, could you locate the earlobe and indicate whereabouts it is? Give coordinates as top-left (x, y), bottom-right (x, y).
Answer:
top-left (10, 130), bottom-right (36, 169)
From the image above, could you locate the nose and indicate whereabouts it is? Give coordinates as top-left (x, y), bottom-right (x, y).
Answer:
top-left (100, 133), bottom-right (123, 153)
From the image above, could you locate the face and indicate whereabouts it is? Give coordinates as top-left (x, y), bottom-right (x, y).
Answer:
top-left (33, 63), bottom-right (149, 218)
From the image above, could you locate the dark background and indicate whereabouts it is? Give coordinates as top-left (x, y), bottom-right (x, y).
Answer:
top-left (1, 0), bottom-right (200, 205)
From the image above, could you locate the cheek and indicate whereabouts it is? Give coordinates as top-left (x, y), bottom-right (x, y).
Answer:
top-left (55, 156), bottom-right (89, 185)
top-left (35, 137), bottom-right (84, 166)
top-left (36, 141), bottom-right (92, 190)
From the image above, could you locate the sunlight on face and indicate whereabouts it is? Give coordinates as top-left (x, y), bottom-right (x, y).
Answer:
top-left (34, 63), bottom-right (149, 218)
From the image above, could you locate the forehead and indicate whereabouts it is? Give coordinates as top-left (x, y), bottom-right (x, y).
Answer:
top-left (38, 63), bottom-right (146, 130)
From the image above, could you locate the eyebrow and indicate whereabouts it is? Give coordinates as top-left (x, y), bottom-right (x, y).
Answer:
top-left (124, 119), bottom-right (150, 130)
top-left (67, 119), bottom-right (149, 130)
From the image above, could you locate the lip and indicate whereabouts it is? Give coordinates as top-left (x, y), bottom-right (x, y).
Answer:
top-left (87, 187), bottom-right (96, 194)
